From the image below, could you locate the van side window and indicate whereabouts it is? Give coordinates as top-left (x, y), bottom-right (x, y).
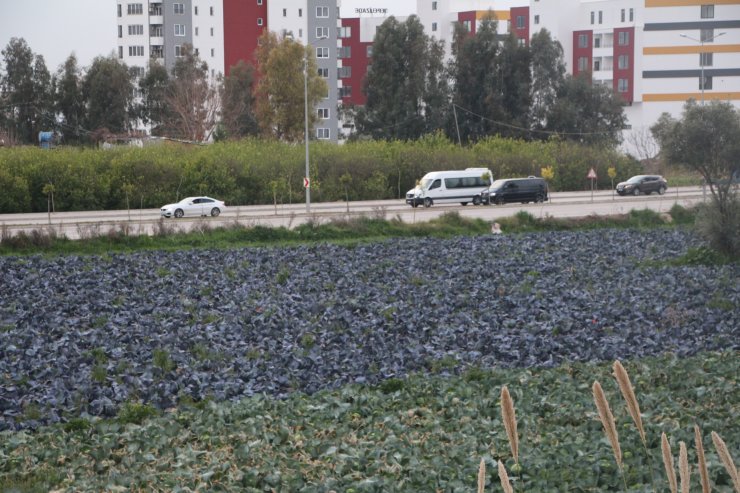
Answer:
top-left (444, 178), bottom-right (459, 188)
top-left (429, 179), bottom-right (441, 190)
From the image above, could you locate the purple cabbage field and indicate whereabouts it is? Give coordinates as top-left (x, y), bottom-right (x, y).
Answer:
top-left (1, 228), bottom-right (738, 431)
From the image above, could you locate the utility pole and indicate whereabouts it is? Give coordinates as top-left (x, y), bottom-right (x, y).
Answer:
top-left (680, 32), bottom-right (726, 105)
top-left (304, 55), bottom-right (311, 213)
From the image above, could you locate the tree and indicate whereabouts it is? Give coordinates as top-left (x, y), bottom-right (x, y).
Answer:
top-left (82, 55), bottom-right (134, 135)
top-left (220, 59), bottom-right (258, 139)
top-left (421, 38), bottom-right (450, 137)
top-left (530, 29), bottom-right (565, 132)
top-left (1, 38), bottom-right (53, 143)
top-left (55, 54), bottom-right (85, 142)
top-left (497, 33), bottom-right (532, 138)
top-left (449, 16), bottom-right (502, 143)
top-left (255, 33), bottom-right (326, 141)
top-left (163, 45), bottom-right (220, 142)
top-left (357, 16), bottom-right (440, 140)
top-left (138, 60), bottom-right (170, 135)
top-left (545, 73), bottom-right (626, 147)
top-left (651, 101), bottom-right (740, 257)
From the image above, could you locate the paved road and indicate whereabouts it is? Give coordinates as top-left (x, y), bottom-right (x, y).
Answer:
top-left (0, 186), bottom-right (707, 240)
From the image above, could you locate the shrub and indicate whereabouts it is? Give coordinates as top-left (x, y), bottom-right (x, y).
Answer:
top-left (695, 195), bottom-right (740, 260)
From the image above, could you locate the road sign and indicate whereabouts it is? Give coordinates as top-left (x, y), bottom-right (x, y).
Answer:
top-left (587, 168), bottom-right (597, 180)
top-left (304, 177), bottom-right (310, 188)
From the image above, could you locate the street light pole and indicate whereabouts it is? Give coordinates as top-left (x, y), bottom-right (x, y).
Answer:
top-left (680, 32), bottom-right (726, 105)
top-left (304, 55), bottom-right (311, 213)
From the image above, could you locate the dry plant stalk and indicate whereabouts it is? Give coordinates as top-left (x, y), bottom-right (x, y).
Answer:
top-left (613, 361), bottom-right (646, 443)
top-left (501, 385), bottom-right (519, 464)
top-left (711, 431), bottom-right (740, 492)
top-left (498, 460), bottom-right (514, 493)
top-left (679, 441), bottom-right (690, 493)
top-left (478, 458), bottom-right (486, 493)
top-left (663, 432), bottom-right (678, 493)
top-left (592, 381), bottom-right (622, 470)
top-left (695, 425), bottom-right (711, 493)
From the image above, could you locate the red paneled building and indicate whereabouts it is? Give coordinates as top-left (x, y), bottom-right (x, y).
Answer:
top-left (223, 0), bottom-right (267, 75)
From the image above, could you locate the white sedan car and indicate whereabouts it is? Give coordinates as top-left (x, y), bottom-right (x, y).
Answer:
top-left (160, 196), bottom-right (226, 218)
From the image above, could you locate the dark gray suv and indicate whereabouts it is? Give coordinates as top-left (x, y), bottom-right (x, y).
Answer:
top-left (616, 175), bottom-right (667, 196)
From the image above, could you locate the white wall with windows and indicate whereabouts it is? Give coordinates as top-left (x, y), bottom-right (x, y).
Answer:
top-left (192, 0), bottom-right (224, 76)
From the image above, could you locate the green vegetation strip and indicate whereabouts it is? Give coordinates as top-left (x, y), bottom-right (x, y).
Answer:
top-left (1, 351), bottom-right (737, 492)
top-left (1, 205), bottom-right (698, 257)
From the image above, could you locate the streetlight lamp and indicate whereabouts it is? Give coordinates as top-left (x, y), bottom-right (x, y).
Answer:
top-left (680, 31), bottom-right (726, 105)
top-left (303, 55), bottom-right (311, 213)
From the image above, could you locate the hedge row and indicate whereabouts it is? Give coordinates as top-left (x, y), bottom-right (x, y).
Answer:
top-left (0, 134), bottom-right (643, 213)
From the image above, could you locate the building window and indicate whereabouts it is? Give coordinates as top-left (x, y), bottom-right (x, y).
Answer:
top-left (210, 27), bottom-right (214, 36)
top-left (578, 34), bottom-right (589, 48)
top-left (618, 79), bottom-right (629, 92)
top-left (516, 16), bottom-right (524, 29)
top-left (174, 24), bottom-right (185, 36)
top-left (590, 11), bottom-right (594, 24)
top-left (338, 26), bottom-right (351, 38)
top-left (598, 11), bottom-right (603, 24)
top-left (210, 6), bottom-right (214, 15)
top-left (299, 8), bottom-right (302, 17)
top-left (317, 108), bottom-right (329, 119)
top-left (318, 67), bottom-right (329, 77)
top-left (283, 8), bottom-right (287, 16)
top-left (118, 25), bottom-right (123, 38)
top-left (129, 24), bottom-right (144, 35)
top-left (338, 66), bottom-right (351, 78)
top-left (700, 28), bottom-right (715, 42)
top-left (194, 6), bottom-right (198, 15)
top-left (701, 5), bottom-right (714, 18)
top-left (338, 46), bottom-right (350, 58)
top-left (127, 3), bottom-right (143, 15)
top-left (367, 46), bottom-right (373, 57)
top-left (432, 22), bottom-right (437, 32)
top-left (128, 45), bottom-right (144, 56)
top-left (700, 76), bottom-right (713, 90)
top-left (195, 48), bottom-right (199, 56)
top-left (339, 86), bottom-right (352, 98)
top-left (462, 20), bottom-right (471, 32)
top-left (618, 31), bottom-right (630, 46)
top-left (299, 29), bottom-right (303, 37)
top-left (257, 17), bottom-right (263, 26)
top-left (629, 8), bottom-right (634, 21)
top-left (257, 0), bottom-right (262, 4)
top-left (578, 56), bottom-right (589, 71)
top-left (594, 36), bottom-right (601, 48)
top-left (700, 52), bottom-right (713, 66)
top-left (317, 47), bottom-right (329, 58)
top-left (534, 15), bottom-right (540, 25)
top-left (618, 54), bottom-right (629, 69)
top-left (195, 27), bottom-right (199, 36)
top-left (174, 3), bottom-right (184, 14)
top-left (432, 1), bottom-right (438, 10)
top-left (316, 6), bottom-right (329, 17)
top-left (621, 9), bottom-right (625, 22)
top-left (317, 128), bottom-right (330, 139)
top-left (118, 4), bottom-right (122, 17)
top-left (118, 46), bottom-right (123, 58)
top-left (594, 59), bottom-right (601, 71)
top-left (175, 45), bottom-right (183, 57)
top-left (317, 27), bottom-right (329, 38)
top-left (211, 48), bottom-right (215, 57)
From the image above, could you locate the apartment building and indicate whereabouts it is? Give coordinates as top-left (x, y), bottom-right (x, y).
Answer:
top-left (117, 0), bottom-right (224, 76)
top-left (530, 0), bottom-right (740, 155)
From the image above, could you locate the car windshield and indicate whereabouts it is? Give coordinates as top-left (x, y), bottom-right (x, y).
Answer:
top-left (490, 179), bottom-right (507, 189)
top-left (419, 178), bottom-right (433, 189)
top-left (626, 176), bottom-right (644, 184)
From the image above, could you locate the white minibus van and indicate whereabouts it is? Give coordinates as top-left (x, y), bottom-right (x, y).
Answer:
top-left (406, 168), bottom-right (493, 208)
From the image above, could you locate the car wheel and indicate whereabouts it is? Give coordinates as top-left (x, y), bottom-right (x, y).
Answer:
top-left (658, 186), bottom-right (666, 195)
top-left (536, 193), bottom-right (544, 203)
top-left (473, 196), bottom-right (481, 206)
top-left (210, 207), bottom-right (221, 217)
top-left (633, 188), bottom-right (640, 196)
top-left (174, 209), bottom-right (184, 218)
top-left (461, 202), bottom-right (468, 206)
top-left (424, 197), bottom-right (433, 208)
top-left (411, 202), bottom-right (418, 208)
top-left (496, 197), bottom-right (504, 205)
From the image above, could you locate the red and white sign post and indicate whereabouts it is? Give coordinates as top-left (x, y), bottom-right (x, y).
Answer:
top-left (303, 177), bottom-right (310, 189)
top-left (587, 168), bottom-right (597, 202)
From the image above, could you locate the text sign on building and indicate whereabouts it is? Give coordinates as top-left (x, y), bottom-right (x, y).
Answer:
top-left (355, 8), bottom-right (388, 15)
